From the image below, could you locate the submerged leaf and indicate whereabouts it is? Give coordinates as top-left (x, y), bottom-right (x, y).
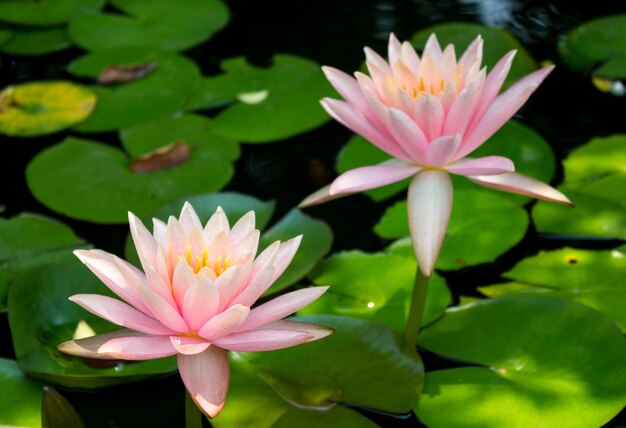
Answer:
top-left (129, 141), bottom-right (190, 173)
top-left (98, 62), bottom-right (156, 84)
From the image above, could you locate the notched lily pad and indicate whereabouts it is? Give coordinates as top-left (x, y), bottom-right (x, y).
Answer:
top-left (302, 250), bottom-right (451, 333)
top-left (68, 49), bottom-right (201, 132)
top-left (7, 263), bottom-right (177, 388)
top-left (0, 213), bottom-right (88, 312)
top-left (416, 297), bottom-right (626, 428)
top-left (213, 315), bottom-right (423, 428)
top-left (187, 55), bottom-right (333, 143)
top-left (479, 246), bottom-right (626, 331)
top-left (337, 121), bottom-right (555, 204)
top-left (412, 22), bottom-right (537, 87)
top-left (0, 358), bottom-right (43, 428)
top-left (68, 0), bottom-right (229, 52)
top-left (532, 134), bottom-right (626, 239)
top-left (27, 115), bottom-right (239, 223)
top-left (0, 81), bottom-right (96, 137)
top-left (376, 189), bottom-right (529, 270)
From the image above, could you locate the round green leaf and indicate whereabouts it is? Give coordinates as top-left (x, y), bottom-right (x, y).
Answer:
top-left (376, 189), bottom-right (529, 270)
top-left (260, 209), bottom-right (333, 295)
top-left (214, 315), bottom-right (423, 427)
top-left (302, 250), bottom-right (450, 332)
top-left (532, 135), bottom-right (626, 239)
top-left (0, 213), bottom-right (88, 312)
top-left (337, 121), bottom-right (554, 203)
top-left (479, 246), bottom-right (626, 332)
top-left (559, 14), bottom-right (626, 79)
top-left (68, 0), bottom-right (228, 52)
top-left (416, 297), bottom-right (626, 428)
top-left (204, 55), bottom-right (332, 143)
top-left (125, 192), bottom-right (277, 264)
top-left (26, 133), bottom-right (237, 223)
top-left (0, 81), bottom-right (96, 137)
top-left (0, 26), bottom-right (70, 56)
top-left (68, 50), bottom-right (201, 132)
top-left (0, 28), bottom-right (12, 45)
top-left (0, 0), bottom-right (104, 26)
top-left (0, 358), bottom-right (43, 428)
top-left (8, 263), bottom-right (177, 388)
top-left (411, 22), bottom-right (537, 87)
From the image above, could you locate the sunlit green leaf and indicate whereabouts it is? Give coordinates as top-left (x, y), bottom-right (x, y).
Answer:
top-left (0, 358), bottom-right (43, 428)
top-left (376, 189), bottom-right (528, 270)
top-left (68, 0), bottom-right (228, 52)
top-left (0, 81), bottom-right (95, 137)
top-left (532, 135), bottom-right (626, 239)
top-left (416, 297), bottom-right (626, 428)
top-left (479, 246), bottom-right (626, 331)
top-left (8, 263), bottom-right (177, 388)
top-left (302, 250), bottom-right (450, 332)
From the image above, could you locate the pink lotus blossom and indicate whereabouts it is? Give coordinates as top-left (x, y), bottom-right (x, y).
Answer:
top-left (58, 203), bottom-right (331, 418)
top-left (301, 33), bottom-right (572, 276)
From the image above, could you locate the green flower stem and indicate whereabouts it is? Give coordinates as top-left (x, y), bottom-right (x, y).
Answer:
top-left (403, 266), bottom-right (430, 348)
top-left (185, 391), bottom-right (203, 428)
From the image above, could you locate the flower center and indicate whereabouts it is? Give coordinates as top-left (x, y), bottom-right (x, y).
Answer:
top-left (181, 246), bottom-right (237, 276)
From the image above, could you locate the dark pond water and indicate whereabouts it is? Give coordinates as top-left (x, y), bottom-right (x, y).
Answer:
top-left (1, 0), bottom-right (625, 426)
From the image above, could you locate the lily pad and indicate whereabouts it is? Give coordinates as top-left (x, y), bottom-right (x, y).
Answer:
top-left (412, 22), bottom-right (537, 87)
top-left (479, 246), bottom-right (626, 331)
top-left (68, 0), bottom-right (228, 52)
top-left (0, 81), bottom-right (96, 137)
top-left (0, 358), bottom-right (43, 428)
top-left (260, 209), bottom-right (333, 295)
top-left (0, 0), bottom-right (104, 26)
top-left (376, 189), bottom-right (529, 270)
top-left (68, 49), bottom-right (201, 132)
top-left (0, 26), bottom-right (71, 56)
top-left (124, 192), bottom-right (277, 264)
top-left (189, 55), bottom-right (332, 143)
top-left (559, 14), bottom-right (626, 80)
top-left (302, 250), bottom-right (450, 333)
top-left (416, 297), bottom-right (626, 428)
top-left (532, 135), bottom-right (626, 239)
top-left (214, 315), bottom-right (423, 428)
top-left (0, 213), bottom-right (88, 312)
top-left (337, 121), bottom-right (555, 203)
top-left (8, 263), bottom-right (177, 388)
top-left (26, 130), bottom-right (238, 223)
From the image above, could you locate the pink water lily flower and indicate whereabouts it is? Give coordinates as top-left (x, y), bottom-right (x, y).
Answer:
top-left (301, 33), bottom-right (572, 276)
top-left (58, 203), bottom-right (331, 418)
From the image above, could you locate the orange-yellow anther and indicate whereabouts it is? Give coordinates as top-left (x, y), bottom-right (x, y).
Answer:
top-left (179, 246), bottom-right (236, 276)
